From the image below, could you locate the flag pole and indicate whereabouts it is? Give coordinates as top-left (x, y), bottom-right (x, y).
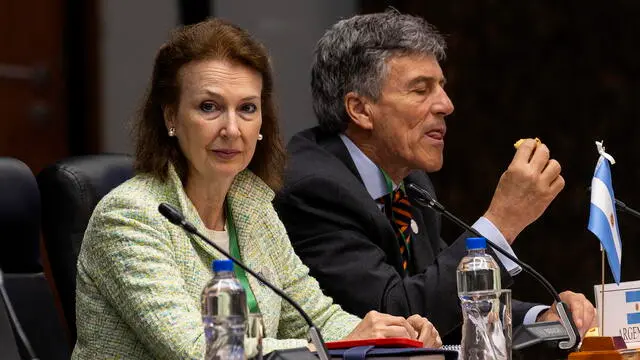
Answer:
top-left (601, 244), bottom-right (606, 334)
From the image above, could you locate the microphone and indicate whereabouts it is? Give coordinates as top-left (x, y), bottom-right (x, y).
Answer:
top-left (614, 198), bottom-right (640, 219)
top-left (588, 186), bottom-right (640, 220)
top-left (406, 183), bottom-right (580, 352)
top-left (158, 203), bottom-right (329, 360)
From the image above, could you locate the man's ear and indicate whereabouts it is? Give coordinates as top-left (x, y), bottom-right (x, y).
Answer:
top-left (344, 91), bottom-right (374, 130)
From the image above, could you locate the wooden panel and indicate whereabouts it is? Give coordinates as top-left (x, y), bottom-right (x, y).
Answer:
top-left (0, 0), bottom-right (68, 173)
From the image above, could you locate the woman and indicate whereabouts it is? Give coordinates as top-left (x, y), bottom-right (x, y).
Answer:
top-left (72, 18), bottom-right (441, 359)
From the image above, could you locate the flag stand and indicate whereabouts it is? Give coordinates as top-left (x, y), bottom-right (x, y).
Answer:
top-left (600, 245), bottom-right (605, 334)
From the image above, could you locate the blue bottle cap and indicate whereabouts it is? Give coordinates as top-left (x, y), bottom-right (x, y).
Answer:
top-left (212, 259), bottom-right (234, 272)
top-left (466, 237), bottom-right (487, 250)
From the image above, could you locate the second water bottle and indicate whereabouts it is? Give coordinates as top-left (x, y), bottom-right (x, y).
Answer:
top-left (456, 237), bottom-right (509, 360)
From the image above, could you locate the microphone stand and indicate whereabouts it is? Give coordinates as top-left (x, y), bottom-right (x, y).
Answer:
top-left (158, 203), bottom-right (330, 360)
top-left (615, 198), bottom-right (640, 219)
top-left (407, 183), bottom-right (580, 352)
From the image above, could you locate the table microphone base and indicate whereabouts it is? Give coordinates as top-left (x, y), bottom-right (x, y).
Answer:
top-left (513, 321), bottom-right (571, 350)
top-left (512, 321), bottom-right (573, 360)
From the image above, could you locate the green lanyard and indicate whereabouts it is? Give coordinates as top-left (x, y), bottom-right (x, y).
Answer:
top-left (380, 169), bottom-right (411, 260)
top-left (225, 201), bottom-right (260, 314)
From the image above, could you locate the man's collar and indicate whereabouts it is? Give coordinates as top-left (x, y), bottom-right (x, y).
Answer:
top-left (339, 133), bottom-right (400, 200)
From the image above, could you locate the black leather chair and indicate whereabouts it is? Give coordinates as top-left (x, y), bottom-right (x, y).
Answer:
top-left (0, 157), bottom-right (70, 360)
top-left (37, 154), bottom-right (134, 342)
top-left (0, 158), bottom-right (42, 274)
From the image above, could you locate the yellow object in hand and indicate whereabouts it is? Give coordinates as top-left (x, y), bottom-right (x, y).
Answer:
top-left (514, 137), bottom-right (541, 149)
top-left (584, 327), bottom-right (600, 337)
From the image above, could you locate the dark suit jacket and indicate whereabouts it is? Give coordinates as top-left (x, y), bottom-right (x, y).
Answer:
top-left (274, 127), bottom-right (539, 340)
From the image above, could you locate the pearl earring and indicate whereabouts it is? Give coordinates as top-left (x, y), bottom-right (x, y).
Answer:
top-left (168, 127), bottom-right (176, 137)
top-left (257, 134), bottom-right (264, 141)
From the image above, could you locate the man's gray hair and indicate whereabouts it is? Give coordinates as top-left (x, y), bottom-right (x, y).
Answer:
top-left (311, 11), bottom-right (446, 134)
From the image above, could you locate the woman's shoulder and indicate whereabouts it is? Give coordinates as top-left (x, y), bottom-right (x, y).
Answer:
top-left (96, 172), bottom-right (170, 212)
top-left (79, 173), bottom-right (176, 265)
top-left (85, 173), bottom-right (175, 241)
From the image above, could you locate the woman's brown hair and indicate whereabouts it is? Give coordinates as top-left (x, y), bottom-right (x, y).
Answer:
top-left (133, 18), bottom-right (285, 190)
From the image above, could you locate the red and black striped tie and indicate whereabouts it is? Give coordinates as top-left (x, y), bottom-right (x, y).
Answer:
top-left (379, 188), bottom-right (413, 273)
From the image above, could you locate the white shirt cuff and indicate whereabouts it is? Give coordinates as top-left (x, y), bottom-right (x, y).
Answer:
top-left (472, 217), bottom-right (522, 276)
top-left (523, 305), bottom-right (551, 324)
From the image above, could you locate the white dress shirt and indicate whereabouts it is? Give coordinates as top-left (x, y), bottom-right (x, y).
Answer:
top-left (205, 228), bottom-right (229, 253)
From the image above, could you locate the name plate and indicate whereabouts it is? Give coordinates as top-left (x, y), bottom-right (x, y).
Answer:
top-left (594, 280), bottom-right (640, 348)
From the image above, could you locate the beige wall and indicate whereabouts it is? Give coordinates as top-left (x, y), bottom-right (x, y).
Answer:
top-left (100, 0), bottom-right (178, 154)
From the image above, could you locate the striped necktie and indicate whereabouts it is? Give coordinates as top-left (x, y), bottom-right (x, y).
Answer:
top-left (378, 188), bottom-right (413, 273)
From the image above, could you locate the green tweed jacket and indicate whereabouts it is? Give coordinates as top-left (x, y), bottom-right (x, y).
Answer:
top-left (71, 165), bottom-right (360, 359)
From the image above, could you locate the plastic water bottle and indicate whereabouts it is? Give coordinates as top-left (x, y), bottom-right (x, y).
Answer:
top-left (456, 237), bottom-right (500, 295)
top-left (456, 237), bottom-right (508, 360)
top-left (201, 259), bottom-right (247, 360)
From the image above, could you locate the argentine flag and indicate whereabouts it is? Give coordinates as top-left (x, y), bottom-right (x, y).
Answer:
top-left (588, 142), bottom-right (622, 284)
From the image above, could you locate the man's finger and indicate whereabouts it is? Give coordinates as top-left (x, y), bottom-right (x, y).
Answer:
top-left (582, 301), bottom-right (595, 335)
top-left (540, 159), bottom-right (562, 186)
top-left (549, 174), bottom-right (565, 195)
top-left (578, 297), bottom-right (595, 335)
top-left (590, 308), bottom-right (598, 328)
top-left (568, 297), bottom-right (585, 330)
top-left (512, 139), bottom-right (537, 164)
top-left (529, 143), bottom-right (550, 171)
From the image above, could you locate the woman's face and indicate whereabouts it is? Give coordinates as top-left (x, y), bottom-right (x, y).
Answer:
top-left (167, 59), bottom-right (263, 183)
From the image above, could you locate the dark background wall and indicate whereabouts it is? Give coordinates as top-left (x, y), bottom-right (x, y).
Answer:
top-left (363, 1), bottom-right (640, 305)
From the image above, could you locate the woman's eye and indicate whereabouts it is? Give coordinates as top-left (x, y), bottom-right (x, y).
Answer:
top-left (200, 102), bottom-right (218, 113)
top-left (241, 103), bottom-right (258, 113)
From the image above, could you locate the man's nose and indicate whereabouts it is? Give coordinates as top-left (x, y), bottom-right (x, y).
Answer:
top-left (433, 88), bottom-right (454, 116)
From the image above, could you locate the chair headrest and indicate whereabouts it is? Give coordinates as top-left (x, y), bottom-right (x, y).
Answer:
top-left (37, 154), bottom-right (134, 243)
top-left (0, 158), bottom-right (41, 273)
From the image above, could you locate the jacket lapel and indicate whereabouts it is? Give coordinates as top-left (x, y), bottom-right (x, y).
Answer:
top-left (225, 171), bottom-right (282, 332)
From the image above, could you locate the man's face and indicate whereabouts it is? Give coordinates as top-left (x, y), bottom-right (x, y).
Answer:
top-left (368, 54), bottom-right (454, 172)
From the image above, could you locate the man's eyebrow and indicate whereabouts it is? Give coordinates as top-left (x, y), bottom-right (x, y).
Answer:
top-left (406, 76), bottom-right (447, 88)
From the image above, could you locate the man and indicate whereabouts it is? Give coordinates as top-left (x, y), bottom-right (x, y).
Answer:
top-left (273, 11), bottom-right (596, 341)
